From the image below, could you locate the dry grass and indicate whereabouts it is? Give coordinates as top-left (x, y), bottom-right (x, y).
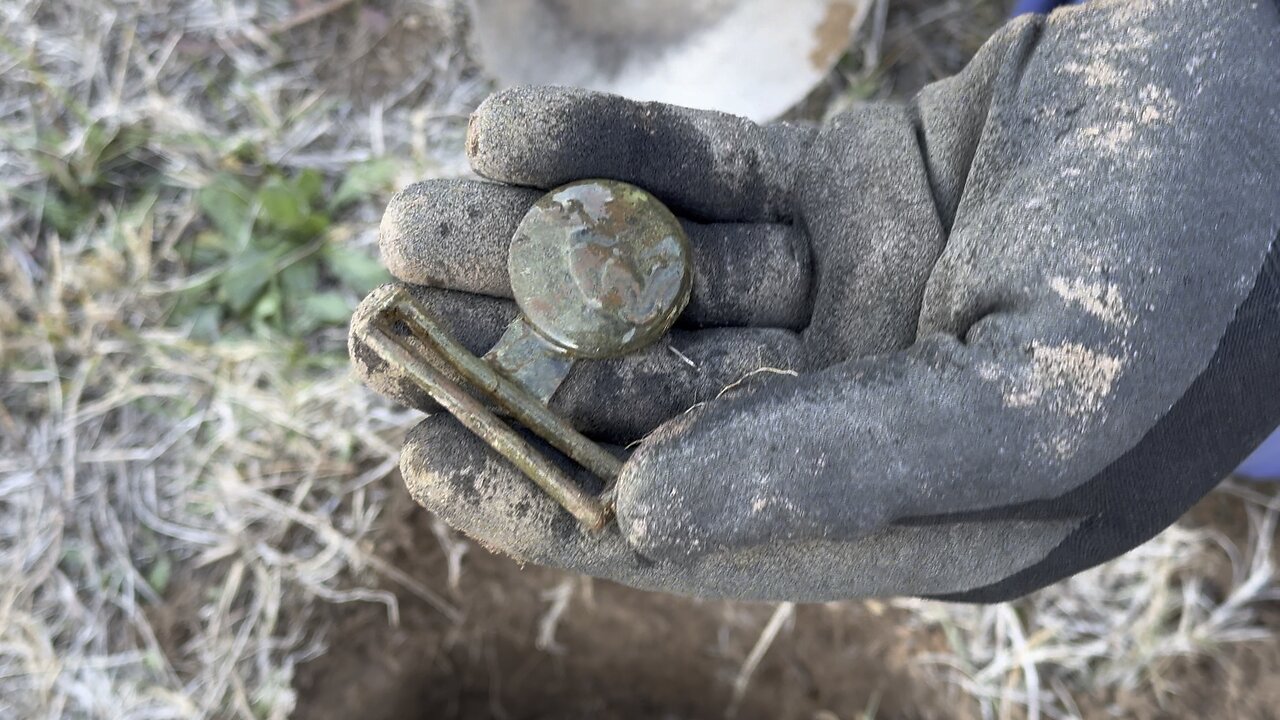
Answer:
top-left (896, 483), bottom-right (1278, 720)
top-left (2, 1), bottom-right (1277, 719)
top-left (1, 0), bottom-right (481, 717)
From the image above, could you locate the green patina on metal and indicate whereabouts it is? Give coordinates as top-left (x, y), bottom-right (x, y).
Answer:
top-left (357, 180), bottom-right (691, 530)
top-left (483, 318), bottom-right (577, 405)
top-left (508, 179), bottom-right (691, 359)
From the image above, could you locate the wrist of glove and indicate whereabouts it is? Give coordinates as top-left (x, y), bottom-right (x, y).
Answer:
top-left (351, 0), bottom-right (1280, 602)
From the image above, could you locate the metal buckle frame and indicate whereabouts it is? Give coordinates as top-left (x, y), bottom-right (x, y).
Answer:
top-left (358, 288), bottom-right (622, 530)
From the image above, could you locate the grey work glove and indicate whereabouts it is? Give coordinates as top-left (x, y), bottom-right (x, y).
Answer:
top-left (351, 0), bottom-right (1280, 602)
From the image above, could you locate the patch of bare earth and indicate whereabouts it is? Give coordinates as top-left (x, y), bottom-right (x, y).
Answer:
top-left (293, 481), bottom-right (968, 720)
top-left (290, 481), bottom-right (1280, 720)
top-left (1083, 488), bottom-right (1280, 720)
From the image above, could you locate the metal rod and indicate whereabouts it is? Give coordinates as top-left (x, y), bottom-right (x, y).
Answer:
top-left (391, 290), bottom-right (625, 484)
top-left (366, 315), bottom-right (610, 530)
top-left (358, 287), bottom-right (628, 529)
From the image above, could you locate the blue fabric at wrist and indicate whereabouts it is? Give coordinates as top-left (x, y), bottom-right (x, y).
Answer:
top-left (1011, 0), bottom-right (1085, 16)
top-left (1240, 430), bottom-right (1280, 480)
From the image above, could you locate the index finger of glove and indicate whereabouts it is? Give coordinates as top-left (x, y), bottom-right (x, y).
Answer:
top-left (380, 179), bottom-right (812, 329)
top-left (466, 86), bottom-right (814, 223)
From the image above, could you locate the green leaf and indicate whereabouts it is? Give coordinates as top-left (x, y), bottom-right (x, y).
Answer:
top-left (147, 554), bottom-right (172, 595)
top-left (295, 168), bottom-right (325, 205)
top-left (292, 212), bottom-right (331, 241)
top-left (305, 292), bottom-right (353, 322)
top-left (228, 137), bottom-right (265, 166)
top-left (143, 649), bottom-right (165, 673)
top-left (185, 304), bottom-right (223, 342)
top-left (190, 230), bottom-right (231, 265)
top-left (198, 174), bottom-right (254, 244)
top-left (253, 284), bottom-right (283, 325)
top-left (41, 193), bottom-right (90, 237)
top-left (80, 119), bottom-right (151, 182)
top-left (219, 246), bottom-right (279, 314)
top-left (292, 292), bottom-right (352, 335)
top-left (75, 121), bottom-right (114, 187)
top-left (257, 172), bottom-right (331, 241)
top-left (279, 258), bottom-right (319, 297)
top-left (330, 158), bottom-right (398, 210)
top-left (34, 151), bottom-right (81, 199)
top-left (257, 175), bottom-right (308, 232)
top-left (60, 546), bottom-right (86, 574)
top-left (324, 245), bottom-right (390, 295)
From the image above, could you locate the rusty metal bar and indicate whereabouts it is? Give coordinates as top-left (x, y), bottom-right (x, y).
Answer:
top-left (361, 287), bottom-right (622, 529)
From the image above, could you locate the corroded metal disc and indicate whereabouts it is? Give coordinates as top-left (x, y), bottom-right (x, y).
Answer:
top-left (509, 180), bottom-right (692, 359)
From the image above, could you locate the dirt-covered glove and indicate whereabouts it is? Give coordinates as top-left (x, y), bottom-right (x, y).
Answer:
top-left (351, 0), bottom-right (1280, 602)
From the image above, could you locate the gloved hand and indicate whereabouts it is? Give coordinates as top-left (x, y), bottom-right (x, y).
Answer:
top-left (351, 0), bottom-right (1280, 601)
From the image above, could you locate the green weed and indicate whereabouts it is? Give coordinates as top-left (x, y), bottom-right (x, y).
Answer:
top-left (8, 118), bottom-right (162, 237)
top-left (176, 158), bottom-right (397, 340)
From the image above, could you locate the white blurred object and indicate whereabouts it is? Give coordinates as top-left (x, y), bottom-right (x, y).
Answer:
top-left (466, 0), bottom-right (871, 122)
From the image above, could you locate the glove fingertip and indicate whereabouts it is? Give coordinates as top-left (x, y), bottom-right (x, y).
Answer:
top-left (401, 416), bottom-right (570, 564)
top-left (378, 183), bottom-right (431, 285)
top-left (379, 178), bottom-right (537, 294)
top-left (466, 85), bottom-right (592, 187)
top-left (349, 283), bottom-right (437, 412)
top-left (613, 416), bottom-right (708, 563)
top-left (466, 85), bottom-right (805, 222)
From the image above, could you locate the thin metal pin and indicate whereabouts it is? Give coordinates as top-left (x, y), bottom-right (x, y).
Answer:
top-left (364, 294), bottom-right (611, 530)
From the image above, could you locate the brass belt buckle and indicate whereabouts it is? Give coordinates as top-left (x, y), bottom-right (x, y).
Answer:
top-left (357, 180), bottom-right (692, 530)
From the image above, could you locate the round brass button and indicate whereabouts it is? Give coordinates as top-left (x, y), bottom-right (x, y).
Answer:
top-left (508, 179), bottom-right (692, 359)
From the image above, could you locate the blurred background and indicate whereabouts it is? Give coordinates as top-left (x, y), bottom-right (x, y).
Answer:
top-left (2, 1), bottom-right (1278, 718)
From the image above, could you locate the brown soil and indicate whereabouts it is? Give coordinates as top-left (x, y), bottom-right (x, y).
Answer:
top-left (293, 482), bottom-right (1280, 720)
top-left (1063, 488), bottom-right (1280, 720)
top-left (293, 481), bottom-right (969, 720)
